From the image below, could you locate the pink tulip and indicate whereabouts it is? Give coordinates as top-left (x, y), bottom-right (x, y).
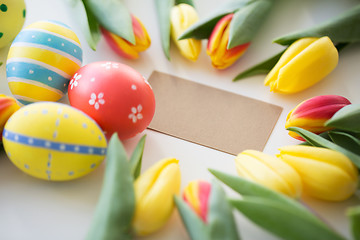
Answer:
top-left (286, 95), bottom-right (351, 140)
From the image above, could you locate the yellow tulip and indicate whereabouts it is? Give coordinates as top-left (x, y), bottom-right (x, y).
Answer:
top-left (264, 36), bottom-right (338, 94)
top-left (278, 145), bottom-right (358, 201)
top-left (132, 158), bottom-right (181, 235)
top-left (235, 150), bottom-right (302, 198)
top-left (170, 3), bottom-right (202, 61)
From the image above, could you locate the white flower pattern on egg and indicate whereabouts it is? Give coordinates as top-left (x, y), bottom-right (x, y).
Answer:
top-left (70, 73), bottom-right (81, 89)
top-left (128, 105), bottom-right (143, 123)
top-left (101, 62), bottom-right (119, 70)
top-left (89, 92), bottom-right (105, 110)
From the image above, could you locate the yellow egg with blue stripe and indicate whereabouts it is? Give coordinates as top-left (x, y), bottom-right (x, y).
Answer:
top-left (2, 102), bottom-right (107, 181)
top-left (6, 20), bottom-right (83, 105)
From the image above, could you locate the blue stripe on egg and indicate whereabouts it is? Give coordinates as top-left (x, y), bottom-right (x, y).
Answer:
top-left (3, 129), bottom-right (107, 156)
top-left (7, 61), bottom-right (69, 93)
top-left (13, 30), bottom-right (82, 62)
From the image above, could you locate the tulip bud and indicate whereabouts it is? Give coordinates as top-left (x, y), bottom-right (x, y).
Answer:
top-left (170, 4), bottom-right (202, 61)
top-left (207, 14), bottom-right (250, 69)
top-left (132, 158), bottom-right (181, 236)
top-left (183, 180), bottom-right (211, 222)
top-left (0, 94), bottom-right (20, 140)
top-left (286, 95), bottom-right (351, 140)
top-left (235, 150), bottom-right (302, 198)
top-left (264, 36), bottom-right (338, 94)
top-left (278, 145), bottom-right (358, 201)
top-left (101, 15), bottom-right (151, 59)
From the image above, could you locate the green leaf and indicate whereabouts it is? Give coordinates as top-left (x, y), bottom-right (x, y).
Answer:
top-left (209, 169), bottom-right (324, 224)
top-left (175, 0), bottom-right (194, 7)
top-left (68, 0), bottom-right (101, 50)
top-left (129, 135), bottom-right (146, 180)
top-left (287, 127), bottom-right (360, 169)
top-left (325, 104), bottom-right (360, 132)
top-left (228, 0), bottom-right (273, 48)
top-left (274, 4), bottom-right (360, 45)
top-left (174, 196), bottom-right (210, 240)
top-left (0, 62), bottom-right (2, 66)
top-left (347, 205), bottom-right (360, 240)
top-left (86, 134), bottom-right (135, 240)
top-left (231, 197), bottom-right (345, 240)
top-left (178, 0), bottom-right (250, 40)
top-left (233, 49), bottom-right (285, 81)
top-left (299, 132), bottom-right (332, 146)
top-left (208, 180), bottom-right (240, 240)
top-left (328, 130), bottom-right (360, 155)
top-left (154, 0), bottom-right (175, 60)
top-left (84, 0), bottom-right (135, 44)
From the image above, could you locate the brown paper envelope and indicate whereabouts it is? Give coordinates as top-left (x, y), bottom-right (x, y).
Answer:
top-left (147, 71), bottom-right (282, 156)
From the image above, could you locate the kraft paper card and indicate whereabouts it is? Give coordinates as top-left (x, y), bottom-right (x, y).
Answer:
top-left (147, 71), bottom-right (282, 156)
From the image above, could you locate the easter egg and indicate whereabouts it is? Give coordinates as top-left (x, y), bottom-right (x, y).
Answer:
top-left (2, 102), bottom-right (107, 181)
top-left (6, 20), bottom-right (83, 105)
top-left (68, 61), bottom-right (155, 140)
top-left (0, 0), bottom-right (26, 48)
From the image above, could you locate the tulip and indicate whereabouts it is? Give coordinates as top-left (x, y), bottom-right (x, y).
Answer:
top-left (183, 180), bottom-right (211, 222)
top-left (170, 4), bottom-right (202, 61)
top-left (286, 95), bottom-right (351, 140)
top-left (101, 15), bottom-right (151, 59)
top-left (264, 36), bottom-right (338, 94)
top-left (0, 94), bottom-right (20, 140)
top-left (132, 158), bottom-right (181, 236)
top-left (278, 145), bottom-right (358, 201)
top-left (207, 14), bottom-right (250, 69)
top-left (235, 150), bottom-right (302, 198)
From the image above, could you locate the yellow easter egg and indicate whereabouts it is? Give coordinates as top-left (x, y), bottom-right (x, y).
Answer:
top-left (0, 0), bottom-right (26, 48)
top-left (6, 20), bottom-right (83, 105)
top-left (2, 102), bottom-right (107, 181)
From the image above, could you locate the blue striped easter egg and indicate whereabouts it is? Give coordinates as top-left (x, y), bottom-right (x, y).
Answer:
top-left (6, 20), bottom-right (83, 105)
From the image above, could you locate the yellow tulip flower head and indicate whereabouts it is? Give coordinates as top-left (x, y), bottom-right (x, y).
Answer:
top-left (235, 150), bottom-right (302, 198)
top-left (170, 3), bottom-right (202, 61)
top-left (264, 36), bottom-right (338, 94)
top-left (132, 158), bottom-right (181, 236)
top-left (278, 145), bottom-right (358, 201)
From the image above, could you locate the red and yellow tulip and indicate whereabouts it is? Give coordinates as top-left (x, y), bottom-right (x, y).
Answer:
top-left (101, 15), bottom-right (151, 59)
top-left (286, 95), bottom-right (351, 140)
top-left (0, 94), bottom-right (20, 140)
top-left (183, 180), bottom-right (211, 222)
top-left (207, 14), bottom-right (250, 69)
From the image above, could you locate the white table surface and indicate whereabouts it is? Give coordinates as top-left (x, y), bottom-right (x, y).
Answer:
top-left (1, 0), bottom-right (360, 239)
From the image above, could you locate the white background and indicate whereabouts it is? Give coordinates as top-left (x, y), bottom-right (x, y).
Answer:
top-left (1, 0), bottom-right (360, 239)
